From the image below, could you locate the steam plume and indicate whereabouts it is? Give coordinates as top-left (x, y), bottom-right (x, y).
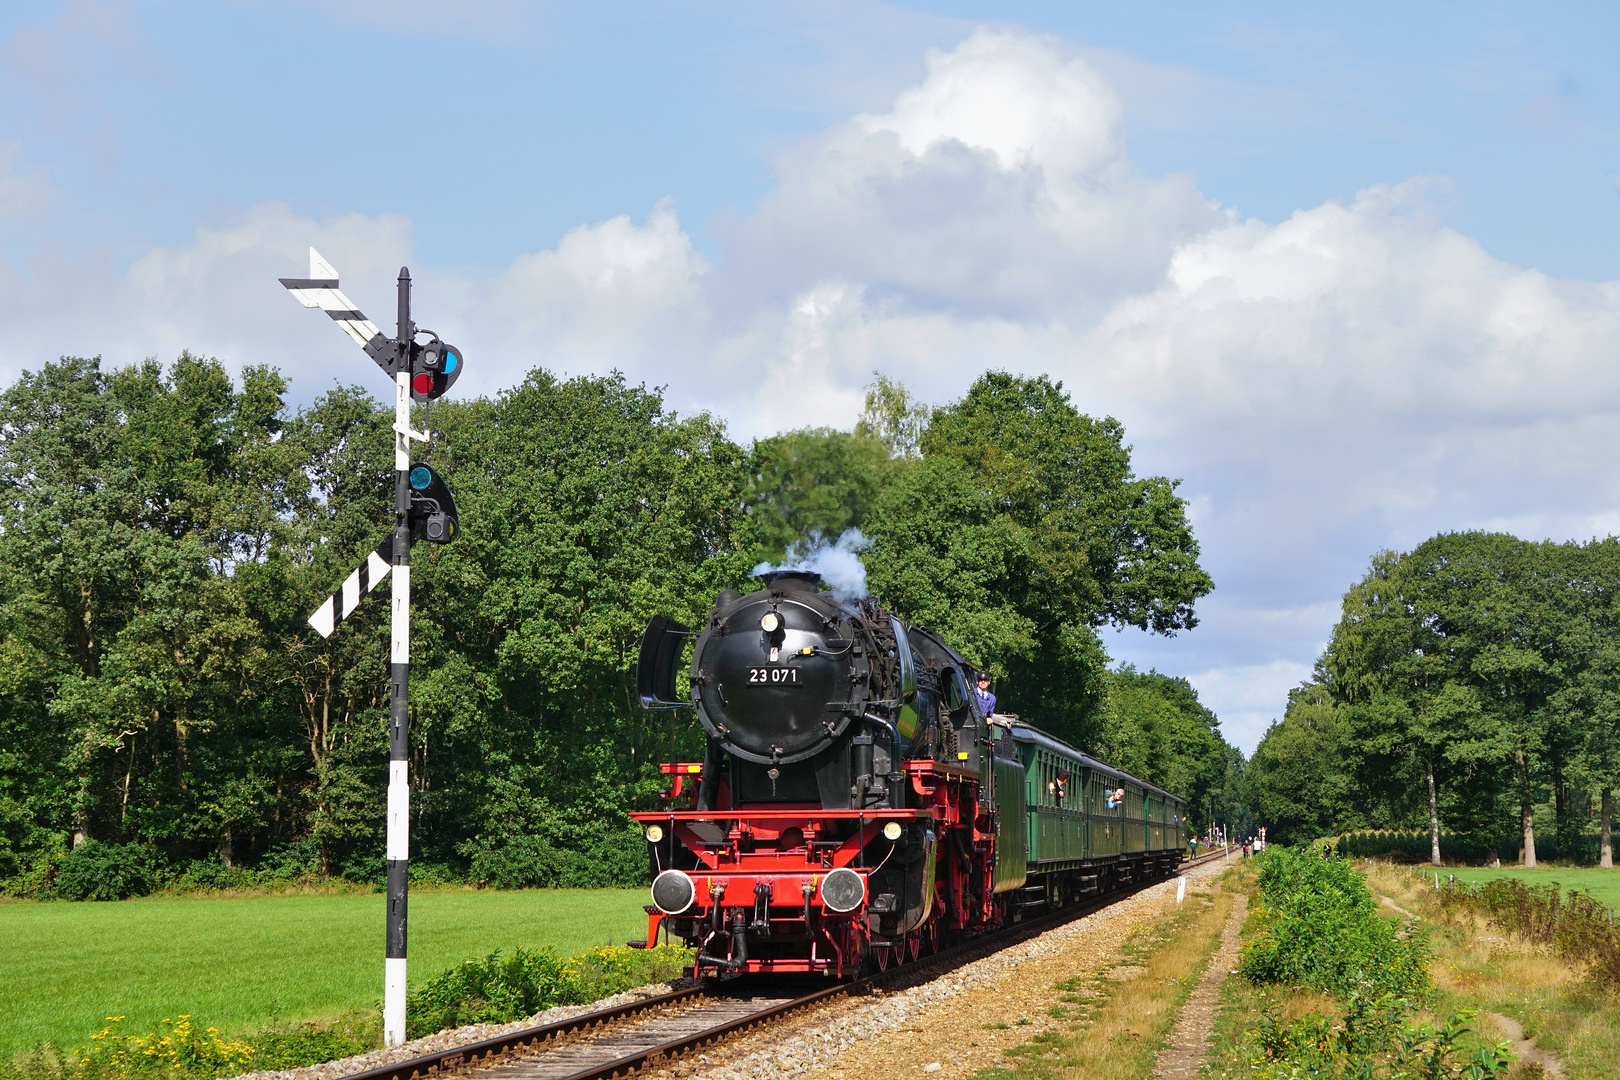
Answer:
top-left (753, 529), bottom-right (872, 602)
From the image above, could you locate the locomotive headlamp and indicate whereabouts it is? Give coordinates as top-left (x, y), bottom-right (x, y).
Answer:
top-left (883, 821), bottom-right (903, 841)
top-left (760, 611), bottom-right (781, 633)
top-left (645, 825), bottom-right (664, 843)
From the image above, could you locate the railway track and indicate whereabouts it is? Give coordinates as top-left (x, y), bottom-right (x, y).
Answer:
top-left (347, 851), bottom-right (1229, 1080)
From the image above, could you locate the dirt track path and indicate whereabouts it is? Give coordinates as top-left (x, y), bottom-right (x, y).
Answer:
top-left (1484, 1010), bottom-right (1565, 1078)
top-left (1151, 892), bottom-right (1247, 1080)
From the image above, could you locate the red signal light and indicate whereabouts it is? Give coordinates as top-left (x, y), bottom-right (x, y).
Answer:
top-left (412, 372), bottom-right (434, 396)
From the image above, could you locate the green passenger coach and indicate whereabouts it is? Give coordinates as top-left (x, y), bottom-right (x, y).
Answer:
top-left (992, 721), bottom-right (1187, 906)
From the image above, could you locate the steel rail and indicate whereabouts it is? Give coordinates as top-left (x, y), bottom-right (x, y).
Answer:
top-left (344, 851), bottom-right (1229, 1080)
top-left (341, 985), bottom-right (708, 1080)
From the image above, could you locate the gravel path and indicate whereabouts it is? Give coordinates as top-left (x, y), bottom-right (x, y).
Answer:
top-left (660, 860), bottom-right (1230, 1080)
top-left (1151, 891), bottom-right (1247, 1080)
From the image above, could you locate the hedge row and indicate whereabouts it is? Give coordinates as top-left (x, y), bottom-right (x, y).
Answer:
top-left (11, 832), bottom-right (651, 902)
top-left (1332, 829), bottom-right (1613, 866)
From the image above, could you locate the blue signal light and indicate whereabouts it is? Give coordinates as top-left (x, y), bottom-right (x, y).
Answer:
top-left (409, 466), bottom-right (432, 490)
top-left (443, 350), bottom-right (458, 374)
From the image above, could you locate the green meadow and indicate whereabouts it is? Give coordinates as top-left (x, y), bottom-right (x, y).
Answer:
top-left (0, 888), bottom-right (651, 1055)
top-left (1427, 864), bottom-right (1620, 909)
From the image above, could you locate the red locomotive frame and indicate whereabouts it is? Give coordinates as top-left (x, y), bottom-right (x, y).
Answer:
top-left (633, 758), bottom-right (1001, 976)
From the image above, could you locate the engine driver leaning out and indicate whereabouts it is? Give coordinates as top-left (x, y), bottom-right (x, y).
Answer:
top-left (975, 673), bottom-right (997, 716)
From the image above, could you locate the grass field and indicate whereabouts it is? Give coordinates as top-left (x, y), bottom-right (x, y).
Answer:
top-left (1419, 864), bottom-right (1620, 908)
top-left (0, 887), bottom-right (651, 1055)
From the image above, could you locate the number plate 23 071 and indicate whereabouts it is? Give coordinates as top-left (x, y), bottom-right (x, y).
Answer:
top-left (748, 667), bottom-right (802, 685)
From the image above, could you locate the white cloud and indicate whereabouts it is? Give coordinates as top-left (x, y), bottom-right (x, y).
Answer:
top-left (1086, 180), bottom-right (1620, 438)
top-left (463, 200), bottom-right (707, 392)
top-left (857, 28), bottom-right (1124, 176)
top-left (713, 27), bottom-right (1221, 325)
top-left (0, 202), bottom-right (411, 393)
top-left (1182, 659), bottom-right (1315, 751)
top-left (698, 29), bottom-right (1620, 751)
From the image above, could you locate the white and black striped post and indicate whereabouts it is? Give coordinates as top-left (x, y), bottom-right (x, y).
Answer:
top-left (283, 250), bottom-right (458, 1048)
top-left (384, 267), bottom-right (413, 1047)
top-left (307, 541), bottom-right (392, 637)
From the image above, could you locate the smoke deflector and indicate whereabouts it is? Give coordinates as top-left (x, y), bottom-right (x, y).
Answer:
top-left (638, 615), bottom-right (691, 708)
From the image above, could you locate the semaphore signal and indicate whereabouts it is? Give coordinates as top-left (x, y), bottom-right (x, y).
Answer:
top-left (280, 248), bottom-right (392, 364)
top-left (280, 248), bottom-right (461, 1047)
top-left (307, 538), bottom-right (394, 639)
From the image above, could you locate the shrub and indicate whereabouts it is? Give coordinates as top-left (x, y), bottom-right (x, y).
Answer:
top-left (240, 1024), bottom-right (369, 1071)
top-left (338, 852), bottom-right (384, 886)
top-left (463, 827), bottom-right (647, 889)
top-left (1439, 876), bottom-right (1620, 990)
top-left (171, 860), bottom-right (238, 892)
top-left (53, 842), bottom-right (159, 902)
top-left (1250, 995), bottom-right (1512, 1080)
top-left (409, 862), bottom-right (455, 885)
top-left (1334, 829), bottom-right (1604, 866)
top-left (1, 1015), bottom-right (376, 1080)
top-left (255, 840), bottom-right (323, 882)
top-left (405, 944), bottom-right (690, 1038)
top-left (1241, 846), bottom-right (1430, 1001)
top-left (0, 833), bottom-right (65, 898)
top-left (78, 1014), bottom-right (253, 1079)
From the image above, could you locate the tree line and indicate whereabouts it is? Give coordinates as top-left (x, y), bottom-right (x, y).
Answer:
top-left (1247, 531), bottom-right (1620, 864)
top-left (0, 356), bottom-right (1238, 893)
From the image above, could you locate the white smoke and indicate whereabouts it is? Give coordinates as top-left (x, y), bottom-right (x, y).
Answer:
top-left (753, 528), bottom-right (873, 602)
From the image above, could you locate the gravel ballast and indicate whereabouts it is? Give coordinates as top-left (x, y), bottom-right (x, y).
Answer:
top-left (667, 858), bottom-right (1232, 1080)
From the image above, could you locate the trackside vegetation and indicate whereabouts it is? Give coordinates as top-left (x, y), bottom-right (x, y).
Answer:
top-left (1240, 847), bottom-right (1430, 1000)
top-left (0, 943), bottom-right (689, 1080)
top-left (1232, 849), bottom-right (1512, 1080)
top-left (404, 944), bottom-right (690, 1038)
top-left (1437, 874), bottom-right (1620, 990)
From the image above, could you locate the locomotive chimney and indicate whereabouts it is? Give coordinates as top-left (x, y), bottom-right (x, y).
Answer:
top-left (758, 569), bottom-right (822, 593)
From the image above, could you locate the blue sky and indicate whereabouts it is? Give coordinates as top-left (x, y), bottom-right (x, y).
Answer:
top-left (7, 3), bottom-right (1620, 278)
top-left (6, 1), bottom-right (1620, 751)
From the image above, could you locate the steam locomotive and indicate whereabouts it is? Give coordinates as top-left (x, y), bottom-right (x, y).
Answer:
top-left (632, 569), bottom-right (1186, 976)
